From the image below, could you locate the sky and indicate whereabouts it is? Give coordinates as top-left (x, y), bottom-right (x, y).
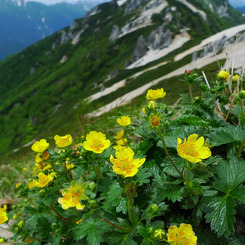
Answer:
top-left (25, 0), bottom-right (245, 7)
top-left (26, 0), bottom-right (109, 5)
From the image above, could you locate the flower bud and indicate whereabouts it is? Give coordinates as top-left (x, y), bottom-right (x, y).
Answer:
top-left (239, 90), bottom-right (245, 99)
top-left (154, 229), bottom-right (165, 241)
top-left (88, 182), bottom-right (96, 191)
top-left (164, 120), bottom-right (170, 128)
top-left (147, 101), bottom-right (157, 109)
top-left (18, 221), bottom-right (24, 228)
top-left (148, 204), bottom-right (159, 214)
top-left (185, 70), bottom-right (191, 75)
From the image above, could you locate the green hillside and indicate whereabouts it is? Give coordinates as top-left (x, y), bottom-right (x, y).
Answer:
top-left (0, 0), bottom-right (243, 158)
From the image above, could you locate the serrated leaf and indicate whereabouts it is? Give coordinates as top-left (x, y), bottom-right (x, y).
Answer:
top-left (230, 185), bottom-right (245, 203)
top-left (121, 234), bottom-right (137, 245)
top-left (210, 124), bottom-right (245, 146)
top-left (203, 196), bottom-right (236, 237)
top-left (178, 114), bottom-right (207, 126)
top-left (25, 213), bottom-right (40, 232)
top-left (116, 198), bottom-right (128, 214)
top-left (107, 182), bottom-right (124, 206)
top-left (136, 167), bottom-right (151, 186)
top-left (87, 225), bottom-right (103, 245)
top-left (74, 218), bottom-right (108, 244)
top-left (213, 157), bottom-right (245, 193)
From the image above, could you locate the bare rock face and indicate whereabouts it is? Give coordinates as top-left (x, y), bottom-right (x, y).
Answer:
top-left (150, 26), bottom-right (172, 50)
top-left (109, 25), bottom-right (121, 41)
top-left (124, 0), bottom-right (148, 14)
top-left (216, 2), bottom-right (228, 17)
top-left (132, 35), bottom-right (148, 62)
top-left (130, 24), bottom-right (172, 64)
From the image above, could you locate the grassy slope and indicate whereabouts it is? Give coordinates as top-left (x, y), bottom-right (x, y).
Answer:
top-left (0, 0), bottom-right (243, 158)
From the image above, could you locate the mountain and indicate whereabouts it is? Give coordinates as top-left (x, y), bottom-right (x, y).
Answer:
top-left (236, 6), bottom-right (245, 12)
top-left (0, 0), bottom-right (100, 60)
top-left (0, 0), bottom-right (244, 157)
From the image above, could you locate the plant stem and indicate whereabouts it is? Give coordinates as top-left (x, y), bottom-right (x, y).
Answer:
top-left (102, 218), bottom-right (125, 230)
top-left (188, 84), bottom-right (193, 102)
top-left (49, 204), bottom-right (76, 223)
top-left (237, 137), bottom-right (245, 158)
top-left (127, 193), bottom-right (138, 226)
top-left (156, 128), bottom-right (184, 180)
top-left (64, 163), bottom-right (72, 182)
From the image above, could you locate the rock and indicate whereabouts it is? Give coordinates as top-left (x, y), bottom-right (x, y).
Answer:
top-left (109, 25), bottom-right (121, 41)
top-left (124, 0), bottom-right (148, 14)
top-left (216, 2), bottom-right (228, 17)
top-left (192, 52), bottom-right (197, 62)
top-left (59, 55), bottom-right (68, 63)
top-left (237, 32), bottom-right (245, 42)
top-left (132, 35), bottom-right (148, 62)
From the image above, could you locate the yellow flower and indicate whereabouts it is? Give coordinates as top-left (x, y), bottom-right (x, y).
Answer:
top-left (110, 147), bottom-right (145, 177)
top-left (0, 238), bottom-right (4, 243)
top-left (146, 88), bottom-right (166, 100)
top-left (22, 168), bottom-right (27, 171)
top-left (28, 172), bottom-right (54, 189)
top-left (117, 116), bottom-right (131, 127)
top-left (167, 223), bottom-right (197, 245)
top-left (142, 107), bottom-right (146, 114)
top-left (117, 138), bottom-right (127, 146)
top-left (232, 74), bottom-right (240, 82)
top-left (150, 114), bottom-right (161, 127)
top-left (31, 139), bottom-right (49, 153)
top-left (83, 131), bottom-right (110, 154)
top-left (0, 205), bottom-right (8, 225)
top-left (66, 163), bottom-right (74, 170)
top-left (35, 151), bottom-right (49, 163)
top-left (35, 162), bottom-right (51, 172)
top-left (177, 134), bottom-right (211, 163)
top-left (54, 134), bottom-right (72, 148)
top-left (217, 70), bottom-right (229, 81)
top-left (58, 181), bottom-right (88, 210)
top-left (115, 130), bottom-right (124, 140)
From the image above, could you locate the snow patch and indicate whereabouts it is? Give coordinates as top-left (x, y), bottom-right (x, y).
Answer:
top-left (175, 24), bottom-right (245, 61)
top-left (87, 38), bottom-right (245, 118)
top-left (117, 0), bottom-right (127, 6)
top-left (176, 0), bottom-right (207, 20)
top-left (126, 31), bottom-right (191, 69)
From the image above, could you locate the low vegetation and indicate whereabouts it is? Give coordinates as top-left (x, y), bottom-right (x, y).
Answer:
top-left (1, 70), bottom-right (245, 244)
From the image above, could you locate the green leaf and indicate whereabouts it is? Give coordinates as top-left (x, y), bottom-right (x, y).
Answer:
top-left (203, 195), bottom-right (236, 237)
top-left (121, 233), bottom-right (137, 245)
top-left (213, 157), bottom-right (245, 193)
top-left (116, 198), bottom-right (128, 214)
top-left (107, 182), bottom-right (124, 206)
top-left (136, 167), bottom-right (151, 186)
top-left (230, 185), bottom-right (245, 203)
top-left (177, 114), bottom-right (207, 126)
top-left (74, 218), bottom-right (108, 244)
top-left (210, 124), bottom-right (245, 146)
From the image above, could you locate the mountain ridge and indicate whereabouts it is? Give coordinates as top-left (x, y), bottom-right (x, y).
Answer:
top-left (0, 0), bottom-right (244, 158)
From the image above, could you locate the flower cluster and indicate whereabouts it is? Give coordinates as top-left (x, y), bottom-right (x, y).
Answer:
top-left (167, 223), bottom-right (197, 245)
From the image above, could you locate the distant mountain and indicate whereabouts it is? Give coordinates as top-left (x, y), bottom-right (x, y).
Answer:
top-left (0, 0), bottom-right (99, 59)
top-left (0, 0), bottom-right (244, 156)
top-left (236, 6), bottom-right (245, 12)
